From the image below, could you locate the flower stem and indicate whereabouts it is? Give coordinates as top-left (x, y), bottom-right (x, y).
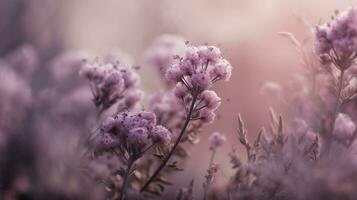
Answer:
top-left (119, 158), bottom-right (135, 200)
top-left (140, 95), bottom-right (197, 192)
top-left (203, 149), bottom-right (216, 200)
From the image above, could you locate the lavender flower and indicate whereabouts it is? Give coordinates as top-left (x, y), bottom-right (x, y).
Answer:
top-left (81, 59), bottom-right (141, 114)
top-left (141, 44), bottom-right (232, 192)
top-left (165, 44), bottom-right (232, 96)
top-left (97, 110), bottom-right (171, 200)
top-left (209, 132), bottom-right (226, 150)
top-left (314, 8), bottom-right (357, 69)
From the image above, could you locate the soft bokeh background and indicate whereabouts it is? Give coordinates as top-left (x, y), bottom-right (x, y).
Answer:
top-left (4, 0), bottom-right (356, 195)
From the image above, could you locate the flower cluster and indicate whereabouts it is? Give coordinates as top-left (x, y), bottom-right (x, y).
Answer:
top-left (81, 60), bottom-right (141, 113)
top-left (99, 111), bottom-right (171, 156)
top-left (315, 8), bottom-right (357, 68)
top-left (166, 45), bottom-right (232, 123)
top-left (209, 132), bottom-right (226, 150)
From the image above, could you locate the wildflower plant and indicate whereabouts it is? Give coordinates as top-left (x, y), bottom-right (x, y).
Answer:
top-left (3, 4), bottom-right (357, 200)
top-left (203, 132), bottom-right (226, 200)
top-left (98, 111), bottom-right (172, 200)
top-left (81, 58), bottom-right (141, 115)
top-left (140, 44), bottom-right (233, 192)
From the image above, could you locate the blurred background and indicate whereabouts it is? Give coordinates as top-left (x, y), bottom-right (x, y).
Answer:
top-left (1, 0), bottom-right (355, 196)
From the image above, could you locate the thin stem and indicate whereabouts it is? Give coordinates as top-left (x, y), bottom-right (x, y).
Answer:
top-left (209, 149), bottom-right (216, 167)
top-left (119, 157), bottom-right (135, 200)
top-left (140, 95), bottom-right (197, 192)
top-left (203, 149), bottom-right (216, 200)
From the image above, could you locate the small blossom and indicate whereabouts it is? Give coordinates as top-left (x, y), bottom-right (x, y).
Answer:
top-left (210, 59), bottom-right (233, 81)
top-left (199, 90), bottom-right (221, 110)
top-left (166, 67), bottom-right (184, 82)
top-left (199, 110), bottom-right (216, 124)
top-left (150, 125), bottom-right (172, 146)
top-left (127, 127), bottom-right (149, 150)
top-left (81, 58), bottom-right (141, 112)
top-left (189, 73), bottom-right (212, 93)
top-left (209, 132), bottom-right (226, 150)
top-left (99, 111), bottom-right (171, 156)
top-left (101, 133), bottom-right (120, 149)
top-left (198, 46), bottom-right (222, 64)
top-left (174, 83), bottom-right (189, 99)
top-left (314, 8), bottom-right (357, 68)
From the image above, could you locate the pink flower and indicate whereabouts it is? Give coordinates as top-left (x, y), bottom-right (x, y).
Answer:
top-left (166, 67), bottom-right (184, 82)
top-left (210, 59), bottom-right (233, 81)
top-left (199, 90), bottom-right (221, 110)
top-left (199, 110), bottom-right (216, 124)
top-left (198, 46), bottom-right (222, 64)
top-left (189, 73), bottom-right (212, 93)
top-left (173, 83), bottom-right (189, 99)
top-left (209, 132), bottom-right (226, 150)
top-left (150, 125), bottom-right (172, 146)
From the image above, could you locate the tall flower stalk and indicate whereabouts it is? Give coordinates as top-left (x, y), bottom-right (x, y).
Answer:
top-left (314, 8), bottom-right (357, 132)
top-left (96, 111), bottom-right (172, 199)
top-left (203, 132), bottom-right (226, 200)
top-left (141, 44), bottom-right (232, 192)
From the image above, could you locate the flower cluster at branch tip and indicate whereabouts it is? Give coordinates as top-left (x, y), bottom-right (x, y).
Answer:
top-left (100, 111), bottom-right (172, 156)
top-left (80, 59), bottom-right (141, 112)
top-left (166, 45), bottom-right (232, 123)
top-left (314, 8), bottom-right (357, 67)
top-left (333, 113), bottom-right (356, 138)
top-left (209, 132), bottom-right (226, 150)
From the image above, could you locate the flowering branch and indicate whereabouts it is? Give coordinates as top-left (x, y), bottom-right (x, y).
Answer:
top-left (140, 95), bottom-right (197, 192)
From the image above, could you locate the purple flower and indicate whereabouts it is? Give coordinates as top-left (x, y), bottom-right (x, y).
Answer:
top-left (209, 132), bottom-right (226, 150)
top-left (199, 90), bottom-right (221, 110)
top-left (199, 109), bottom-right (216, 124)
top-left (314, 8), bottom-right (357, 68)
top-left (189, 73), bottom-right (212, 93)
top-left (150, 125), bottom-right (172, 146)
top-left (99, 111), bottom-right (171, 155)
top-left (127, 127), bottom-right (149, 150)
top-left (198, 46), bottom-right (222, 64)
top-left (166, 67), bottom-right (184, 82)
top-left (165, 44), bottom-right (232, 97)
top-left (81, 58), bottom-right (141, 112)
top-left (209, 59), bottom-right (233, 81)
top-left (173, 82), bottom-right (189, 99)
